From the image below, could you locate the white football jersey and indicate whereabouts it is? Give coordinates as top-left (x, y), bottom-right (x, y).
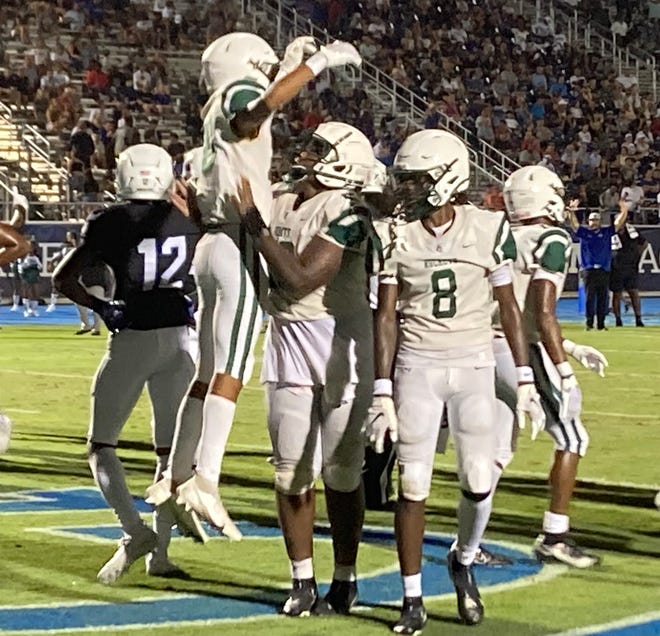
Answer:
top-left (267, 189), bottom-right (371, 322)
top-left (377, 205), bottom-right (516, 352)
top-left (510, 223), bottom-right (572, 342)
top-left (196, 78), bottom-right (273, 226)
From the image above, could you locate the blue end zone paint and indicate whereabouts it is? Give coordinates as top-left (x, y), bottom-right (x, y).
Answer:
top-left (597, 621), bottom-right (660, 636)
top-left (0, 488), bottom-right (150, 513)
top-left (3, 298), bottom-right (660, 327)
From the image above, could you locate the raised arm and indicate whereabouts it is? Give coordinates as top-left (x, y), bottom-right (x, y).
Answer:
top-left (613, 198), bottom-right (629, 232)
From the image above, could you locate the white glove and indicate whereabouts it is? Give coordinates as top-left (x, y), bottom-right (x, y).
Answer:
top-left (563, 339), bottom-right (608, 377)
top-left (0, 413), bottom-right (12, 455)
top-left (516, 383), bottom-right (546, 440)
top-left (280, 36), bottom-right (318, 76)
top-left (556, 361), bottom-right (579, 424)
top-left (365, 395), bottom-right (398, 454)
top-left (12, 187), bottom-right (28, 214)
top-left (305, 40), bottom-right (362, 75)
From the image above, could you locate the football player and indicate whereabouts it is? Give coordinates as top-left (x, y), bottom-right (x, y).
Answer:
top-left (366, 130), bottom-right (544, 633)
top-left (146, 32), bottom-right (363, 538)
top-left (491, 166), bottom-right (608, 567)
top-left (0, 192), bottom-right (31, 454)
top-left (53, 144), bottom-right (204, 584)
top-left (234, 122), bottom-right (375, 616)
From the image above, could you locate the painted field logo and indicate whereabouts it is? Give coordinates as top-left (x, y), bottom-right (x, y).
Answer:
top-left (0, 488), bottom-right (547, 633)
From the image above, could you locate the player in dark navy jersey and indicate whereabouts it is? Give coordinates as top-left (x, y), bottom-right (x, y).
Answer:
top-left (53, 144), bottom-right (205, 584)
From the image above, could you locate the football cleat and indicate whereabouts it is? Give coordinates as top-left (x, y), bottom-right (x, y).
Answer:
top-left (46, 304), bottom-right (56, 312)
top-left (97, 527), bottom-right (157, 585)
top-left (145, 477), bottom-right (174, 506)
top-left (312, 579), bottom-right (358, 615)
top-left (474, 546), bottom-right (513, 566)
top-left (533, 534), bottom-right (601, 568)
top-left (10, 303), bottom-right (20, 312)
top-left (75, 327), bottom-right (93, 335)
top-left (0, 413), bottom-right (12, 455)
top-left (145, 553), bottom-right (190, 579)
top-left (392, 596), bottom-right (427, 634)
top-left (176, 473), bottom-right (242, 541)
top-left (447, 548), bottom-right (484, 625)
top-left (281, 578), bottom-right (318, 617)
top-left (166, 499), bottom-right (209, 544)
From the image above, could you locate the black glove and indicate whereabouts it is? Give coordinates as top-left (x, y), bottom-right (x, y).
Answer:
top-left (91, 299), bottom-right (130, 333)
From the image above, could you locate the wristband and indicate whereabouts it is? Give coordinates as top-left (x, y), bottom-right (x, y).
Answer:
top-left (243, 206), bottom-right (268, 237)
top-left (305, 51), bottom-right (328, 76)
top-left (516, 366), bottom-right (534, 384)
top-left (563, 339), bottom-right (576, 355)
top-left (556, 361), bottom-right (574, 378)
top-left (373, 378), bottom-right (392, 396)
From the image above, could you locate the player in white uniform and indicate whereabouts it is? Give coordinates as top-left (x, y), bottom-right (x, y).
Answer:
top-left (234, 122), bottom-right (375, 616)
top-left (145, 33), bottom-right (363, 537)
top-left (366, 130), bottom-right (544, 633)
top-left (492, 166), bottom-right (608, 567)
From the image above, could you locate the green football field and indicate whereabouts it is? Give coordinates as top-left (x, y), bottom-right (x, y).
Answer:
top-left (0, 324), bottom-right (659, 636)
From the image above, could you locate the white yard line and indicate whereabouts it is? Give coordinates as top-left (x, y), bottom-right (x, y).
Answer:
top-left (548, 610), bottom-right (660, 636)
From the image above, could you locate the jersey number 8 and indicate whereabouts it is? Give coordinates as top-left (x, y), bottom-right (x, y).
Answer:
top-left (431, 269), bottom-right (457, 318)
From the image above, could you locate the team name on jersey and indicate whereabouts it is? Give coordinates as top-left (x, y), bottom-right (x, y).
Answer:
top-left (424, 259), bottom-right (452, 268)
top-left (273, 226), bottom-right (291, 239)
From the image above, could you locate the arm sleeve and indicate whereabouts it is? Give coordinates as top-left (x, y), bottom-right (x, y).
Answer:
top-left (221, 80), bottom-right (266, 119)
top-left (533, 230), bottom-right (571, 274)
top-left (318, 198), bottom-right (369, 251)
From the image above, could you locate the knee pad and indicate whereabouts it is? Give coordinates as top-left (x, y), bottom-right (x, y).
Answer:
top-left (459, 457), bottom-right (493, 494)
top-left (274, 465), bottom-right (316, 496)
top-left (323, 462), bottom-right (362, 493)
top-left (399, 461), bottom-right (433, 502)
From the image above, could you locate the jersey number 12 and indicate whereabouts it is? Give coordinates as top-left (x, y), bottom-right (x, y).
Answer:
top-left (137, 236), bottom-right (187, 290)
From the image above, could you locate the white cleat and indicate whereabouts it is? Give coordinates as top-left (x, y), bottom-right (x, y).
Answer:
top-left (176, 474), bottom-right (242, 541)
top-left (10, 304), bottom-right (19, 312)
top-left (0, 413), bottom-right (12, 455)
top-left (46, 304), bottom-right (56, 312)
top-left (145, 478), bottom-right (173, 506)
top-left (164, 499), bottom-right (209, 544)
top-left (145, 553), bottom-right (190, 579)
top-left (97, 528), bottom-right (157, 585)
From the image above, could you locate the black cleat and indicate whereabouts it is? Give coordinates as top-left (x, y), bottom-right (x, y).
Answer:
top-left (474, 546), bottom-right (513, 566)
top-left (392, 596), bottom-right (427, 634)
top-left (636, 318), bottom-right (645, 327)
top-left (533, 534), bottom-right (601, 568)
top-left (312, 579), bottom-right (358, 615)
top-left (447, 549), bottom-right (484, 625)
top-left (281, 578), bottom-right (318, 617)
top-left (615, 318), bottom-right (623, 327)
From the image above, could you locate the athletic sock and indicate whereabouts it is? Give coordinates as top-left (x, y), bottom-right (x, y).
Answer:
top-left (334, 564), bottom-right (357, 582)
top-left (12, 294), bottom-right (20, 307)
top-left (152, 454), bottom-right (173, 558)
top-left (543, 511), bottom-right (569, 538)
top-left (169, 395), bottom-right (204, 485)
top-left (195, 394), bottom-right (236, 485)
top-left (89, 447), bottom-right (143, 536)
top-left (49, 293), bottom-right (57, 306)
top-left (30, 300), bottom-right (38, 312)
top-left (290, 557), bottom-right (314, 580)
top-left (401, 573), bottom-right (422, 598)
top-left (456, 493), bottom-right (493, 565)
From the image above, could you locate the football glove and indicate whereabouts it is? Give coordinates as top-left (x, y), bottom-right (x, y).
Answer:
top-left (92, 299), bottom-right (129, 333)
top-left (280, 36), bottom-right (317, 76)
top-left (0, 413), bottom-right (12, 455)
top-left (516, 383), bottom-right (545, 440)
top-left (563, 339), bottom-right (608, 377)
top-left (365, 396), bottom-right (398, 454)
top-left (556, 361), bottom-right (579, 424)
top-left (306, 41), bottom-right (361, 75)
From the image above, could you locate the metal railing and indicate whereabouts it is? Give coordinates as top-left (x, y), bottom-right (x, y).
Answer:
top-left (243, 0), bottom-right (519, 184)
top-left (529, 0), bottom-right (657, 100)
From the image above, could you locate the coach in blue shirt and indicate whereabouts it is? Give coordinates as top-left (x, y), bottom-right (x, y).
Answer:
top-left (568, 202), bottom-right (629, 330)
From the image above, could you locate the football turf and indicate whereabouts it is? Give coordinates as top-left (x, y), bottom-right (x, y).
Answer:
top-left (0, 324), bottom-right (658, 635)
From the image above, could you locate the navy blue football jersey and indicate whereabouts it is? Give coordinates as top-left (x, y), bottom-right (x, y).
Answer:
top-left (82, 201), bottom-right (200, 330)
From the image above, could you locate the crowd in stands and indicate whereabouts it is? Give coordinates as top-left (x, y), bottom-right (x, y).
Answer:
top-left (0, 0), bottom-right (658, 223)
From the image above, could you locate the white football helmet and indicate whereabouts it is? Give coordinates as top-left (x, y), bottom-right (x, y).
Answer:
top-left (392, 130), bottom-right (471, 217)
top-left (296, 122), bottom-right (375, 190)
top-left (503, 165), bottom-right (566, 223)
top-left (115, 144), bottom-right (174, 201)
top-left (363, 159), bottom-right (388, 194)
top-left (200, 32), bottom-right (279, 93)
